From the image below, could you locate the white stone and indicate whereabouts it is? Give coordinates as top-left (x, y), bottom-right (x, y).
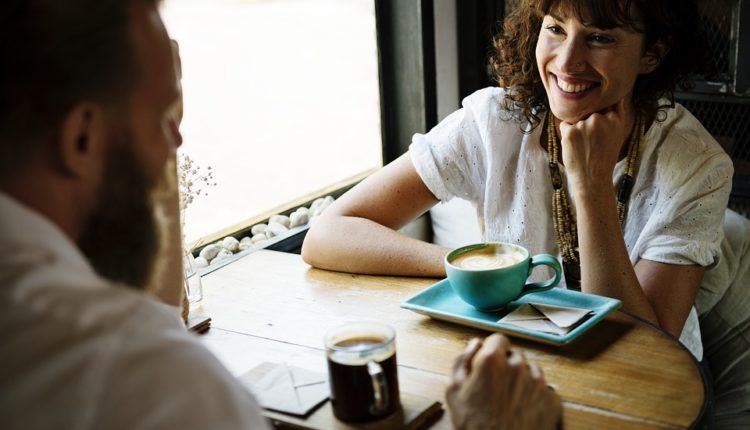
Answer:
top-left (198, 244), bottom-right (222, 261)
top-left (290, 210), bottom-right (310, 228)
top-left (194, 256), bottom-right (209, 268)
top-left (310, 198), bottom-right (326, 212)
top-left (295, 206), bottom-right (310, 215)
top-left (310, 195), bottom-right (335, 217)
top-left (251, 223), bottom-right (268, 236)
top-left (238, 242), bottom-right (252, 251)
top-left (251, 233), bottom-right (267, 243)
top-left (211, 249), bottom-right (233, 264)
top-left (265, 221), bottom-right (289, 238)
top-left (221, 236), bottom-right (240, 252)
top-left (269, 214), bottom-right (291, 228)
top-left (239, 236), bottom-right (252, 246)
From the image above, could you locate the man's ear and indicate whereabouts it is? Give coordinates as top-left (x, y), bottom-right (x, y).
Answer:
top-left (639, 40), bottom-right (669, 74)
top-left (58, 104), bottom-right (108, 178)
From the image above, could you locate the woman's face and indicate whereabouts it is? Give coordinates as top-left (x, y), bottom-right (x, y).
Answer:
top-left (535, 10), bottom-right (659, 123)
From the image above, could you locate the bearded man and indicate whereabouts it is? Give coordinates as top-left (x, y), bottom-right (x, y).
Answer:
top-left (0, 1), bottom-right (267, 428)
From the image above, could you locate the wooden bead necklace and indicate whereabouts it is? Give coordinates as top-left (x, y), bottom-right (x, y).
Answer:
top-left (545, 112), bottom-right (644, 290)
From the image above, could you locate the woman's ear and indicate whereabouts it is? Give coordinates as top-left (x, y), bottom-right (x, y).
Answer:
top-left (57, 103), bottom-right (108, 178)
top-left (639, 40), bottom-right (669, 74)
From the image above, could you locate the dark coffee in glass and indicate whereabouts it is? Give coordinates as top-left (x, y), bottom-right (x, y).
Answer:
top-left (325, 323), bottom-right (401, 422)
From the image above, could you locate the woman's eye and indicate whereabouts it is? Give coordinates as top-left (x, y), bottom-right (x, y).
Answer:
top-left (545, 25), bottom-right (564, 35)
top-left (589, 34), bottom-right (615, 44)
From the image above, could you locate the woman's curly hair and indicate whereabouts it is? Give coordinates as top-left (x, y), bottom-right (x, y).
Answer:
top-left (490, 0), bottom-right (711, 130)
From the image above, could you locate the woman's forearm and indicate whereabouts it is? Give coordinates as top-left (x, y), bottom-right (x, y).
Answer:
top-left (302, 214), bottom-right (450, 277)
top-left (575, 187), bottom-right (659, 325)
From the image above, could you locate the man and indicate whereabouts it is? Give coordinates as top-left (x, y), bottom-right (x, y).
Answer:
top-left (0, 1), bottom-right (560, 429)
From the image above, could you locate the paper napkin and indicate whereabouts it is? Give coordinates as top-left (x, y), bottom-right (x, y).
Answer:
top-left (498, 302), bottom-right (593, 336)
top-left (240, 362), bottom-right (329, 417)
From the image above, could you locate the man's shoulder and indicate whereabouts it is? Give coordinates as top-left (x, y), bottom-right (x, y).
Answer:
top-left (1, 280), bottom-right (268, 429)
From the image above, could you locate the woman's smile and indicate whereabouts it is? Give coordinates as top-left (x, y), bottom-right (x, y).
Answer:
top-left (535, 13), bottom-right (655, 123)
top-left (554, 74), bottom-right (598, 94)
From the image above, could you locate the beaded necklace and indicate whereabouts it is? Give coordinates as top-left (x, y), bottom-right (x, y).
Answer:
top-left (545, 112), bottom-right (644, 290)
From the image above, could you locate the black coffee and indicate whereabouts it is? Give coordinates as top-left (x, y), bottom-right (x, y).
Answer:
top-left (327, 336), bottom-right (401, 422)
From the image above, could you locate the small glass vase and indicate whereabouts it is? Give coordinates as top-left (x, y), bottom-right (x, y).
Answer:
top-left (183, 251), bottom-right (204, 310)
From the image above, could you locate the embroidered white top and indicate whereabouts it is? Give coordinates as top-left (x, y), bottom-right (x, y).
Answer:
top-left (411, 87), bottom-right (734, 359)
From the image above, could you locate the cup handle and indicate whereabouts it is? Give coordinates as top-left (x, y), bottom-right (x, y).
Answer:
top-left (367, 360), bottom-right (389, 415)
top-left (519, 254), bottom-right (562, 297)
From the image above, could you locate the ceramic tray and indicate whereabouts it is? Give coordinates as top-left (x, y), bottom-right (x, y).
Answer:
top-left (401, 278), bottom-right (621, 345)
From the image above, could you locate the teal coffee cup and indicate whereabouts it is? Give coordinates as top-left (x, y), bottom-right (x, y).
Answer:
top-left (445, 242), bottom-right (562, 311)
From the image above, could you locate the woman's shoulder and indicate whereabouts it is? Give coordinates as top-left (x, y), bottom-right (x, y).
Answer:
top-left (646, 103), bottom-right (734, 194)
top-left (656, 103), bottom-right (729, 157)
top-left (460, 87), bottom-right (528, 130)
top-left (650, 103), bottom-right (733, 170)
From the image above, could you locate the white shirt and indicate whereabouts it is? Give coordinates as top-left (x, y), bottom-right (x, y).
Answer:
top-left (411, 87), bottom-right (734, 359)
top-left (0, 193), bottom-right (270, 430)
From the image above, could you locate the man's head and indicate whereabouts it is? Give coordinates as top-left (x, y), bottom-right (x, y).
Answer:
top-left (0, 0), bottom-right (182, 289)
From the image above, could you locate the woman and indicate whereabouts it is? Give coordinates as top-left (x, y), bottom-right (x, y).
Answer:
top-left (303, 0), bottom-right (734, 415)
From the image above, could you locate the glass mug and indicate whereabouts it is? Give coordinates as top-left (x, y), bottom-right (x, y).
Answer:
top-left (324, 322), bottom-right (401, 422)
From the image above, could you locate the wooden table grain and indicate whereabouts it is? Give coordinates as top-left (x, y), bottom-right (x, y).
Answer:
top-left (195, 250), bottom-right (706, 430)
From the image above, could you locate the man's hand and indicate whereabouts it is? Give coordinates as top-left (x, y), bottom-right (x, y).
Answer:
top-left (446, 334), bottom-right (562, 430)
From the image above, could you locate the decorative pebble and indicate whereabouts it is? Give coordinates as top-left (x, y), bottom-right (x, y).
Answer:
top-left (269, 214), bottom-right (291, 229)
top-left (239, 236), bottom-right (252, 246)
top-left (251, 223), bottom-right (268, 236)
top-left (265, 221), bottom-right (289, 238)
top-left (238, 242), bottom-right (253, 251)
top-left (310, 198), bottom-right (326, 212)
top-left (194, 256), bottom-right (209, 268)
top-left (290, 210), bottom-right (309, 228)
top-left (221, 236), bottom-right (239, 252)
top-left (198, 244), bottom-right (222, 261)
top-left (251, 233), bottom-right (268, 243)
top-left (311, 196), bottom-right (334, 216)
top-left (211, 249), bottom-right (233, 264)
top-left (295, 206), bottom-right (310, 215)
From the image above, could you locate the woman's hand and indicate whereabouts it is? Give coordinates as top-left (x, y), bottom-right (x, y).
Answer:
top-left (559, 99), bottom-right (632, 196)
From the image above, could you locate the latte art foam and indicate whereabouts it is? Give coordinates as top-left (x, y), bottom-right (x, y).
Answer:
top-left (451, 248), bottom-right (525, 270)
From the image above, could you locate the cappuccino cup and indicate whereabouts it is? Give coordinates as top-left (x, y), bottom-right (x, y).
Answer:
top-left (445, 242), bottom-right (562, 311)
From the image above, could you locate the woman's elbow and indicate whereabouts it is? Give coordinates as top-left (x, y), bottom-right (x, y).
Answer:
top-left (301, 218), bottom-right (330, 267)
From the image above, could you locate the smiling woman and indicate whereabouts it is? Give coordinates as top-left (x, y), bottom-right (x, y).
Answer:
top-left (159, 0), bottom-right (383, 245)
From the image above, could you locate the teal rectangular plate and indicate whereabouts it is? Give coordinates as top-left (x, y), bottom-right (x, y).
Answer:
top-left (401, 278), bottom-right (622, 346)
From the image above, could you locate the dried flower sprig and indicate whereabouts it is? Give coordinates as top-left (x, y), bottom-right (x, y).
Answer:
top-left (178, 153), bottom-right (217, 213)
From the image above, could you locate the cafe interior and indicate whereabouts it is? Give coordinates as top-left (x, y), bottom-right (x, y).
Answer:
top-left (5, 0), bottom-right (750, 429)
top-left (159, 0), bottom-right (750, 428)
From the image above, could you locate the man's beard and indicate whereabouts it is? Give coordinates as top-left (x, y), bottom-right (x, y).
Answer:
top-left (78, 138), bottom-right (161, 290)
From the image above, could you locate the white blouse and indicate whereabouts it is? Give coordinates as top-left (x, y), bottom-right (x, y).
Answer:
top-left (411, 87), bottom-right (734, 359)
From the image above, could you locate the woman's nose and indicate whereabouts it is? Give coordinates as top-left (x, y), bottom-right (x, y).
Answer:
top-left (557, 38), bottom-right (586, 73)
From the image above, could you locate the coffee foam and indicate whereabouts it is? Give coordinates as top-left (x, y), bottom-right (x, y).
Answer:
top-left (450, 247), bottom-right (525, 270)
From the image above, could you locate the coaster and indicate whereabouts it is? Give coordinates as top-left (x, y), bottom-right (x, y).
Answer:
top-left (240, 362), bottom-right (443, 430)
top-left (240, 362), bottom-right (329, 417)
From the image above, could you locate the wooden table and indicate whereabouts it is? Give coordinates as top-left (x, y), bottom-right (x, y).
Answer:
top-left (195, 250), bottom-right (707, 429)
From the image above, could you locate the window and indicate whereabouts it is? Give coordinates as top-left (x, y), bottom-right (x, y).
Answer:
top-left (161, 0), bottom-right (383, 244)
